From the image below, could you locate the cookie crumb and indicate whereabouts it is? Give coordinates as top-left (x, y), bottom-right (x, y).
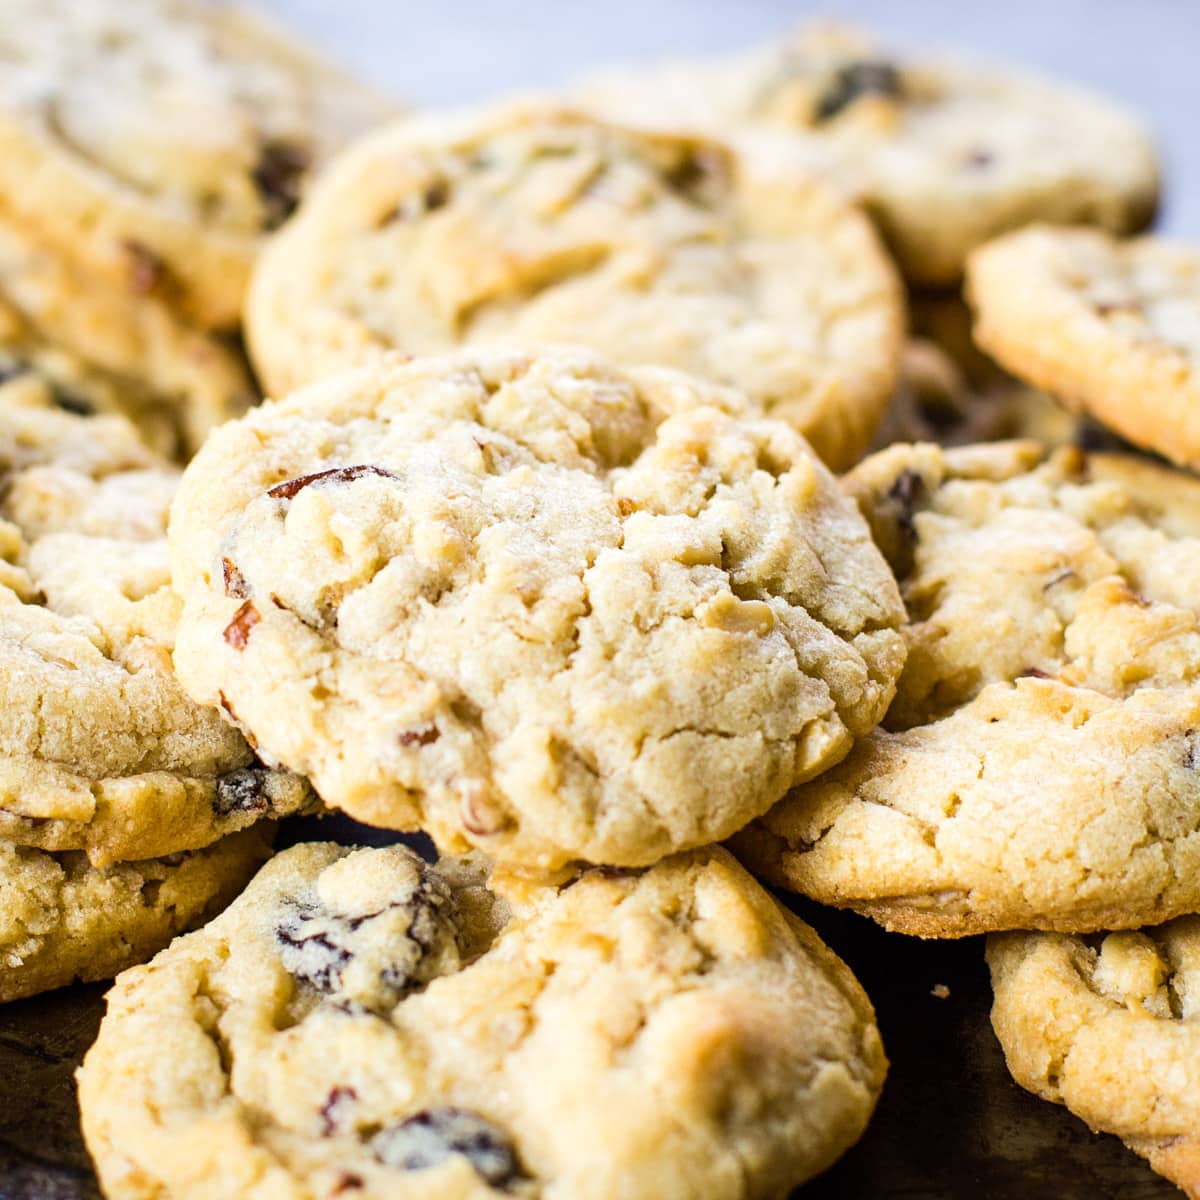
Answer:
top-left (931, 983), bottom-right (951, 1000)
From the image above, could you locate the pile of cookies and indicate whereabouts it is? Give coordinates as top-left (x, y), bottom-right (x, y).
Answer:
top-left (4, 3), bottom-right (1200, 1197)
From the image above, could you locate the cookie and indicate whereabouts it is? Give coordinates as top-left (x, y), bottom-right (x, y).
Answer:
top-left (78, 841), bottom-right (886, 1199)
top-left (576, 24), bottom-right (1159, 284)
top-left (245, 100), bottom-right (904, 469)
top-left (870, 338), bottom-right (1074, 451)
top-left (0, 392), bottom-right (313, 866)
top-left (989, 922), bottom-right (1200, 1196)
top-left (969, 225), bottom-right (1200, 470)
top-left (0, 0), bottom-right (397, 330)
top-left (732, 441), bottom-right (1200, 936)
top-left (0, 825), bottom-right (271, 1003)
top-left (169, 347), bottom-right (907, 873)
top-left (0, 208), bottom-right (255, 458)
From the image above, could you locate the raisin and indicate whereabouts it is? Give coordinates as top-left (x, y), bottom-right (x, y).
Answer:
top-left (223, 600), bottom-right (260, 650)
top-left (267, 464), bottom-right (400, 501)
top-left (886, 469), bottom-right (924, 545)
top-left (253, 139), bottom-right (311, 230)
top-left (274, 855), bottom-right (460, 1012)
top-left (664, 146), bottom-right (726, 200)
top-left (423, 180), bottom-right (450, 212)
top-left (276, 905), bottom-right (354, 991)
top-left (372, 1108), bottom-right (522, 1188)
top-left (213, 767), bottom-right (272, 816)
top-left (48, 385), bottom-right (95, 416)
top-left (320, 1085), bottom-right (358, 1135)
top-left (815, 60), bottom-right (902, 122)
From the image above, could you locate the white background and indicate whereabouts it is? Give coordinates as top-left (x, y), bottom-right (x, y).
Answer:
top-left (258, 0), bottom-right (1200, 235)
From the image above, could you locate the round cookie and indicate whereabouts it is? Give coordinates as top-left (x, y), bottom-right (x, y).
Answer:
top-left (169, 347), bottom-right (907, 872)
top-left (0, 208), bottom-right (255, 458)
top-left (245, 100), bottom-right (904, 469)
top-left (576, 23), bottom-right (1159, 285)
top-left (989, 922), bottom-right (1200, 1196)
top-left (969, 225), bottom-right (1200, 471)
top-left (0, 392), bottom-right (313, 866)
top-left (0, 0), bottom-right (398, 330)
top-left (78, 841), bottom-right (887, 1200)
top-left (0, 825), bottom-right (271, 1003)
top-left (732, 440), bottom-right (1200, 936)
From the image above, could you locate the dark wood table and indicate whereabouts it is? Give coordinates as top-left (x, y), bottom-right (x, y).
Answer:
top-left (0, 819), bottom-right (1179, 1200)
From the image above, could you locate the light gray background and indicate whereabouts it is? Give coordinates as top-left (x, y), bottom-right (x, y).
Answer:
top-left (259, 0), bottom-right (1200, 235)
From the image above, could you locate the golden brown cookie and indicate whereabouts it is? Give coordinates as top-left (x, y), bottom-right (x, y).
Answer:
top-left (734, 441), bottom-right (1200, 936)
top-left (989, 922), bottom-right (1200, 1197)
top-left (969, 225), bottom-right (1200, 470)
top-left (577, 24), bottom-right (1159, 284)
top-left (79, 843), bottom-right (886, 1199)
top-left (169, 347), bottom-right (907, 873)
top-left (0, 0), bottom-right (397, 329)
top-left (246, 101), bottom-right (903, 469)
top-left (0, 390), bottom-right (313, 867)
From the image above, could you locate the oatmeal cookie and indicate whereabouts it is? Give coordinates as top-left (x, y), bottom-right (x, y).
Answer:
top-left (989, 922), bottom-right (1200, 1197)
top-left (577, 24), bottom-right (1159, 284)
top-left (0, 0), bottom-right (397, 329)
top-left (0, 825), bottom-right (271, 1002)
top-left (969, 225), bottom-right (1200, 470)
top-left (78, 842), bottom-right (886, 1199)
top-left (246, 101), bottom-right (903, 469)
top-left (0, 392), bottom-right (312, 866)
top-left (734, 441), bottom-right (1200, 935)
top-left (169, 347), bottom-right (906, 872)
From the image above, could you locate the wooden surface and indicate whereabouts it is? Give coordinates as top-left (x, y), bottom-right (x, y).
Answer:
top-left (0, 819), bottom-right (1180, 1200)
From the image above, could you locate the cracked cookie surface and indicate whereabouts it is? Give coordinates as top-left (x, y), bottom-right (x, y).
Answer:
top-left (575, 23), bottom-right (1158, 285)
top-left (78, 841), bottom-right (886, 1199)
top-left (0, 824), bottom-right (272, 1002)
top-left (989, 921), bottom-right (1200, 1196)
top-left (246, 101), bottom-right (903, 470)
top-left (0, 393), bottom-right (312, 866)
top-left (969, 225), bottom-right (1200, 470)
top-left (0, 0), bottom-right (397, 330)
top-left (733, 440), bottom-right (1200, 935)
top-left (169, 347), bottom-right (906, 872)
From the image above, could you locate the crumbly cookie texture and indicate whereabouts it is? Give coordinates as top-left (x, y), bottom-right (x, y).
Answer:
top-left (0, 393), bottom-right (312, 866)
top-left (78, 842), bottom-right (886, 1200)
top-left (246, 101), bottom-right (903, 470)
top-left (575, 23), bottom-right (1159, 284)
top-left (169, 347), bottom-right (907, 873)
top-left (733, 441), bottom-right (1200, 936)
top-left (870, 339), bottom-right (1074, 452)
top-left (0, 209), bottom-right (255, 458)
top-left (969, 224), bottom-right (1200, 470)
top-left (989, 922), bottom-right (1200, 1197)
top-left (0, 0), bottom-right (397, 330)
top-left (0, 825), bottom-right (272, 1003)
